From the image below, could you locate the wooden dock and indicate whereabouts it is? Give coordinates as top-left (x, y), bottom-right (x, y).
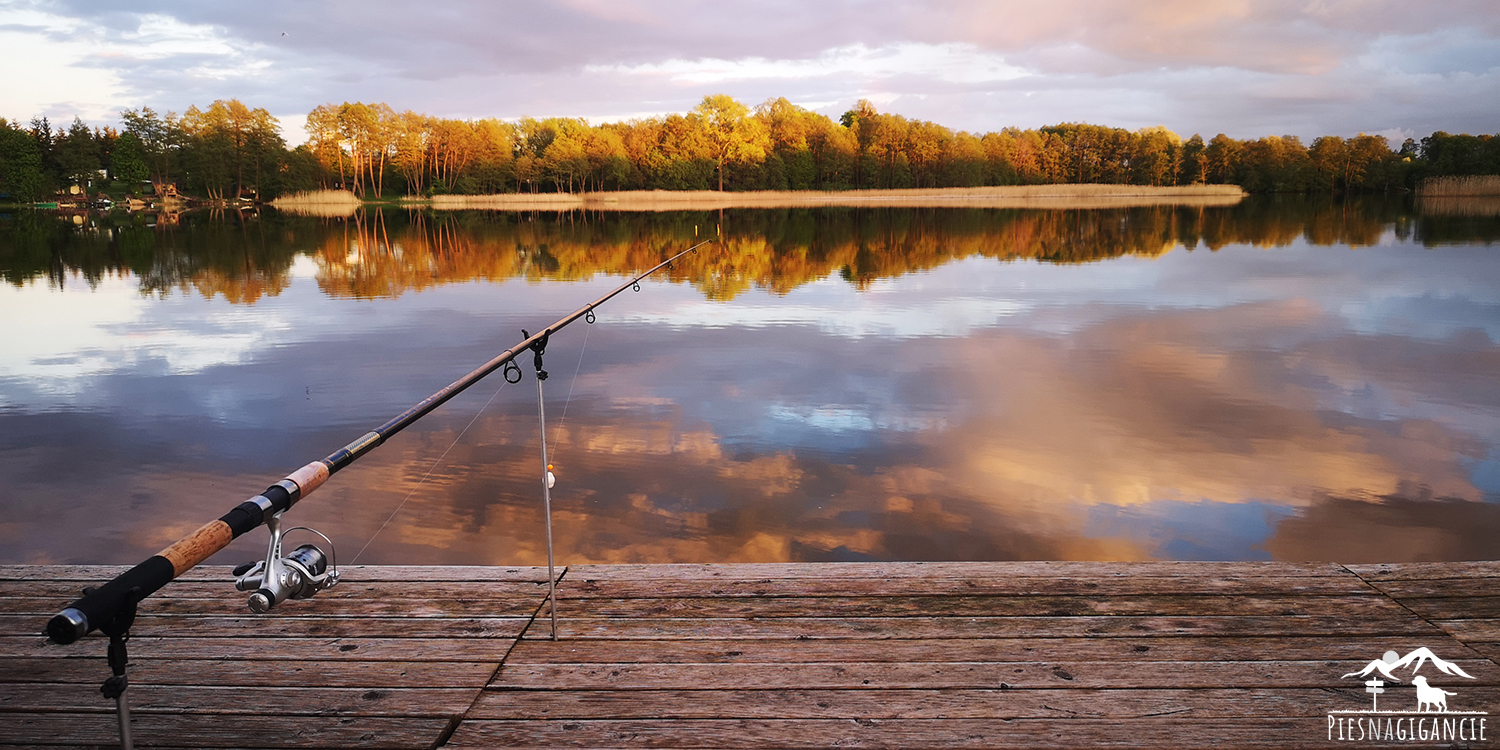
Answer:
top-left (2, 562), bottom-right (1497, 748)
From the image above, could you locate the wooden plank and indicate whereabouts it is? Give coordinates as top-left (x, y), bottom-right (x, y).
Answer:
top-left (489, 659), bottom-right (1500, 690)
top-left (0, 684), bottom-right (475, 717)
top-left (2, 713), bottom-right (449, 748)
top-left (0, 615), bottom-right (530, 639)
top-left (0, 636), bottom-right (514, 661)
top-left (503, 635), bottom-right (1491, 664)
top-left (446, 718), bottom-right (1318, 749)
top-left (4, 578), bottom-right (556, 601)
top-left (569, 562), bottom-right (1352, 580)
top-left (0, 564), bottom-right (559, 582)
top-left (519, 615), bottom-right (1442, 640)
top-left (1358, 578), bottom-right (1498, 599)
top-left (469, 686), bottom-right (1500, 720)
top-left (0, 595), bottom-right (544, 618)
top-left (514, 594), bottom-right (1408, 619)
top-left (558, 576), bottom-right (1381, 598)
top-left (1391, 596), bottom-right (1500, 620)
top-left (1435, 618), bottom-right (1500, 642)
top-left (0, 658), bottom-right (500, 687)
top-left (1347, 562), bottom-right (1500, 581)
top-left (1467, 642), bottom-right (1500, 662)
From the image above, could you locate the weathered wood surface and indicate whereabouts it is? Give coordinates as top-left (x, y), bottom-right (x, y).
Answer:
top-left (0, 564), bottom-right (555, 748)
top-left (1, 561), bottom-right (1496, 748)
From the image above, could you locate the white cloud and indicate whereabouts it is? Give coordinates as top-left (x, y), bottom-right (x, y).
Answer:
top-left (0, 2), bottom-right (277, 122)
top-left (0, 6), bottom-right (122, 120)
top-left (111, 13), bottom-right (240, 60)
top-left (587, 43), bottom-right (1030, 86)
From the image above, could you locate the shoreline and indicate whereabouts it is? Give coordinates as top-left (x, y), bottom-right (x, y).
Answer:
top-left (271, 185), bottom-right (1247, 216)
top-left (427, 184), bottom-right (1247, 211)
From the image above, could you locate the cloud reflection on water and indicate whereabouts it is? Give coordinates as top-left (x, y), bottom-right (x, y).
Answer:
top-left (0, 203), bottom-right (1497, 564)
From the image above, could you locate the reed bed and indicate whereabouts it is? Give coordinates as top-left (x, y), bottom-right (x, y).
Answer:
top-left (270, 189), bottom-right (362, 217)
top-left (1416, 196), bottom-right (1500, 217)
top-left (1417, 175), bottom-right (1500, 196)
top-left (428, 184), bottom-right (1247, 212)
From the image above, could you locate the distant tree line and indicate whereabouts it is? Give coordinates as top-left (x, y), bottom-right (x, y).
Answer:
top-left (2, 94), bottom-right (1498, 202)
top-left (0, 101), bottom-right (296, 203)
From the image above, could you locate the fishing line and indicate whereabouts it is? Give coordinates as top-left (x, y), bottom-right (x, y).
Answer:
top-left (556, 316), bottom-right (592, 432)
top-left (350, 374), bottom-right (511, 564)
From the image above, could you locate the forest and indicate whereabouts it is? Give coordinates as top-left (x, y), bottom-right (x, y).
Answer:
top-left (1, 94), bottom-right (1497, 203)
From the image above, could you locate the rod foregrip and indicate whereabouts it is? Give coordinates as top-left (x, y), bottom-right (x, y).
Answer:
top-left (157, 520), bottom-right (234, 576)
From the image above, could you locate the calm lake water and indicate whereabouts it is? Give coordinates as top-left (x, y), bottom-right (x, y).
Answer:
top-left (2, 198), bottom-right (1498, 566)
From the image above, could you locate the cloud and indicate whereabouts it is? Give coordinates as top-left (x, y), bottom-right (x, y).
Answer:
top-left (1, 0), bottom-right (1494, 139)
top-left (588, 43), bottom-right (1029, 86)
top-left (1264, 493), bottom-right (1500, 562)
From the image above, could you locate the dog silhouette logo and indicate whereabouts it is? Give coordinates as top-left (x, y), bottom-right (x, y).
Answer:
top-left (1412, 676), bottom-right (1458, 713)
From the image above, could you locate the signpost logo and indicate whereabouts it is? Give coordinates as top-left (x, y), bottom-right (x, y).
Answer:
top-left (1328, 647), bottom-right (1488, 743)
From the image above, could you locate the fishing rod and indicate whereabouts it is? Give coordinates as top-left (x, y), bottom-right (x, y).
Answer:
top-left (46, 237), bottom-right (712, 647)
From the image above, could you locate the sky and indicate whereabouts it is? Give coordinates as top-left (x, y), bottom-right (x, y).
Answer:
top-left (1, 1), bottom-right (1498, 146)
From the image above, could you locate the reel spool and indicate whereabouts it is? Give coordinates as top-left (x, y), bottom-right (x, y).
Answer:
top-left (232, 512), bottom-right (339, 613)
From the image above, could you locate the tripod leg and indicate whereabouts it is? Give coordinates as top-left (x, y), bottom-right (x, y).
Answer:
top-left (115, 687), bottom-right (134, 750)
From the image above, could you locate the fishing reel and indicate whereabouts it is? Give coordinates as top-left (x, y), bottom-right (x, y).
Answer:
top-left (232, 511), bottom-right (339, 613)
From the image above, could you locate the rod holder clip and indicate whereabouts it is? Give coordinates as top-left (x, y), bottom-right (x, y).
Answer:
top-left (523, 328), bottom-right (550, 380)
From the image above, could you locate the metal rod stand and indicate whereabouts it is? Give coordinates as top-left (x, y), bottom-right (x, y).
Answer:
top-left (529, 333), bottom-right (559, 640)
top-left (97, 589), bottom-right (139, 750)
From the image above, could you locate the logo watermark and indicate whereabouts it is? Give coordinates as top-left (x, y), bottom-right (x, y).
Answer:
top-left (1328, 647), bottom-right (1488, 742)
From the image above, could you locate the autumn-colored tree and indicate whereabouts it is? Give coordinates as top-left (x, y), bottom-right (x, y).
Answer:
top-left (1204, 134), bottom-right (1241, 184)
top-left (391, 110), bottom-right (431, 194)
top-left (905, 120), bottom-right (949, 188)
top-left (305, 104), bottom-right (345, 189)
top-left (85, 97), bottom-right (1472, 198)
top-left (178, 105), bottom-right (233, 199)
top-left (1234, 135), bottom-right (1311, 193)
top-left (798, 115), bottom-right (851, 189)
top-left (1180, 134), bottom-right (1207, 184)
top-left (1309, 135), bottom-right (1348, 194)
top-left (1345, 134), bottom-right (1393, 191)
top-left (943, 131), bottom-right (987, 187)
top-left (541, 121), bottom-right (590, 192)
top-left (1132, 126), bottom-right (1181, 187)
top-left (694, 95), bottom-right (767, 191)
top-left (178, 100), bottom-right (282, 199)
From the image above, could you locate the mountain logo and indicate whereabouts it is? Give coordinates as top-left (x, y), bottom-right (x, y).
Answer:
top-left (1327, 646), bottom-right (1488, 743)
top-left (1343, 647), bottom-right (1477, 686)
